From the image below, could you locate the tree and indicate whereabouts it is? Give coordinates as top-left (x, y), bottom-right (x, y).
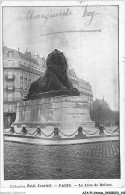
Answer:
top-left (90, 99), bottom-right (119, 127)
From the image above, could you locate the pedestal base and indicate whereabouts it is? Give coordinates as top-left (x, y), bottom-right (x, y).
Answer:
top-left (14, 96), bottom-right (95, 134)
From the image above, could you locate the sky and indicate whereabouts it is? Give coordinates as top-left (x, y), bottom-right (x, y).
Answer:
top-left (3, 6), bottom-right (119, 110)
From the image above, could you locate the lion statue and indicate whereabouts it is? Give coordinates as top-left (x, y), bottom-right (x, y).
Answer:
top-left (23, 49), bottom-right (80, 100)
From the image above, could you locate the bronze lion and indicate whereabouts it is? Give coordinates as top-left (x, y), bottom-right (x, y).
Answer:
top-left (23, 49), bottom-right (80, 101)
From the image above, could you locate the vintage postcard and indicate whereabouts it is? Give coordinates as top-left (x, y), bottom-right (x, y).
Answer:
top-left (0, 0), bottom-right (125, 194)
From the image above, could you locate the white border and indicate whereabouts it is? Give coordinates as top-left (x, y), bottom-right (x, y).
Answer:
top-left (0, 0), bottom-right (126, 194)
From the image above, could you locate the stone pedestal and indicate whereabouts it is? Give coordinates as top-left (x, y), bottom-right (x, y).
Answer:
top-left (13, 96), bottom-right (95, 134)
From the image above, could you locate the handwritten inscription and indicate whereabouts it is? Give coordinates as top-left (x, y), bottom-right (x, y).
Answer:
top-left (19, 8), bottom-right (72, 24)
top-left (82, 6), bottom-right (96, 26)
top-left (19, 6), bottom-right (97, 26)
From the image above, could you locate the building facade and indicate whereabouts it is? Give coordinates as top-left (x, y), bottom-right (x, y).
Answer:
top-left (67, 69), bottom-right (93, 108)
top-left (3, 46), bottom-right (93, 128)
top-left (3, 46), bottom-right (46, 128)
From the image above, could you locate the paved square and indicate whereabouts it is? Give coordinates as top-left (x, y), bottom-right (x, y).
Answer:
top-left (4, 140), bottom-right (120, 179)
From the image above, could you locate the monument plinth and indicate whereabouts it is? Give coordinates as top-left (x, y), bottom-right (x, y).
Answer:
top-left (14, 96), bottom-right (95, 131)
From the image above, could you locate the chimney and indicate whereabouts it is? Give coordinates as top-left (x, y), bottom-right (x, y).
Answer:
top-left (25, 48), bottom-right (31, 58)
top-left (34, 51), bottom-right (38, 56)
top-left (27, 51), bottom-right (31, 58)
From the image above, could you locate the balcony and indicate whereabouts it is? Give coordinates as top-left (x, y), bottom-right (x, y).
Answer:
top-left (6, 86), bottom-right (15, 91)
top-left (5, 74), bottom-right (15, 81)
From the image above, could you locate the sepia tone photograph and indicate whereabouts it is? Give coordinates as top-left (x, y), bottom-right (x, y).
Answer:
top-left (1, 2), bottom-right (124, 191)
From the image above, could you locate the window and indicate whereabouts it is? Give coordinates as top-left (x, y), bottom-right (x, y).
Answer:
top-left (18, 61), bottom-right (22, 65)
top-left (7, 86), bottom-right (14, 91)
top-left (20, 91), bottom-right (24, 98)
top-left (8, 51), bottom-right (14, 57)
top-left (20, 71), bottom-right (23, 79)
top-left (31, 76), bottom-right (33, 83)
top-left (3, 92), bottom-right (7, 101)
top-left (8, 71), bottom-right (13, 79)
top-left (24, 74), bottom-right (27, 89)
top-left (24, 81), bottom-right (27, 90)
top-left (5, 71), bottom-right (15, 81)
top-left (14, 92), bottom-right (20, 100)
top-left (20, 81), bottom-right (23, 89)
top-left (6, 83), bottom-right (15, 91)
top-left (7, 60), bottom-right (14, 67)
top-left (28, 73), bottom-right (31, 84)
top-left (8, 93), bottom-right (14, 101)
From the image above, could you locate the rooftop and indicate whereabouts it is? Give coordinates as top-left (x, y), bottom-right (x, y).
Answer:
top-left (3, 46), bottom-right (39, 65)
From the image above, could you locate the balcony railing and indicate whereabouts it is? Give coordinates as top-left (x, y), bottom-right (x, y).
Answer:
top-left (6, 86), bottom-right (15, 91)
top-left (5, 74), bottom-right (15, 81)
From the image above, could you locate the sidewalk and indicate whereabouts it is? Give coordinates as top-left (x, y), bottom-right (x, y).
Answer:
top-left (4, 133), bottom-right (119, 145)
